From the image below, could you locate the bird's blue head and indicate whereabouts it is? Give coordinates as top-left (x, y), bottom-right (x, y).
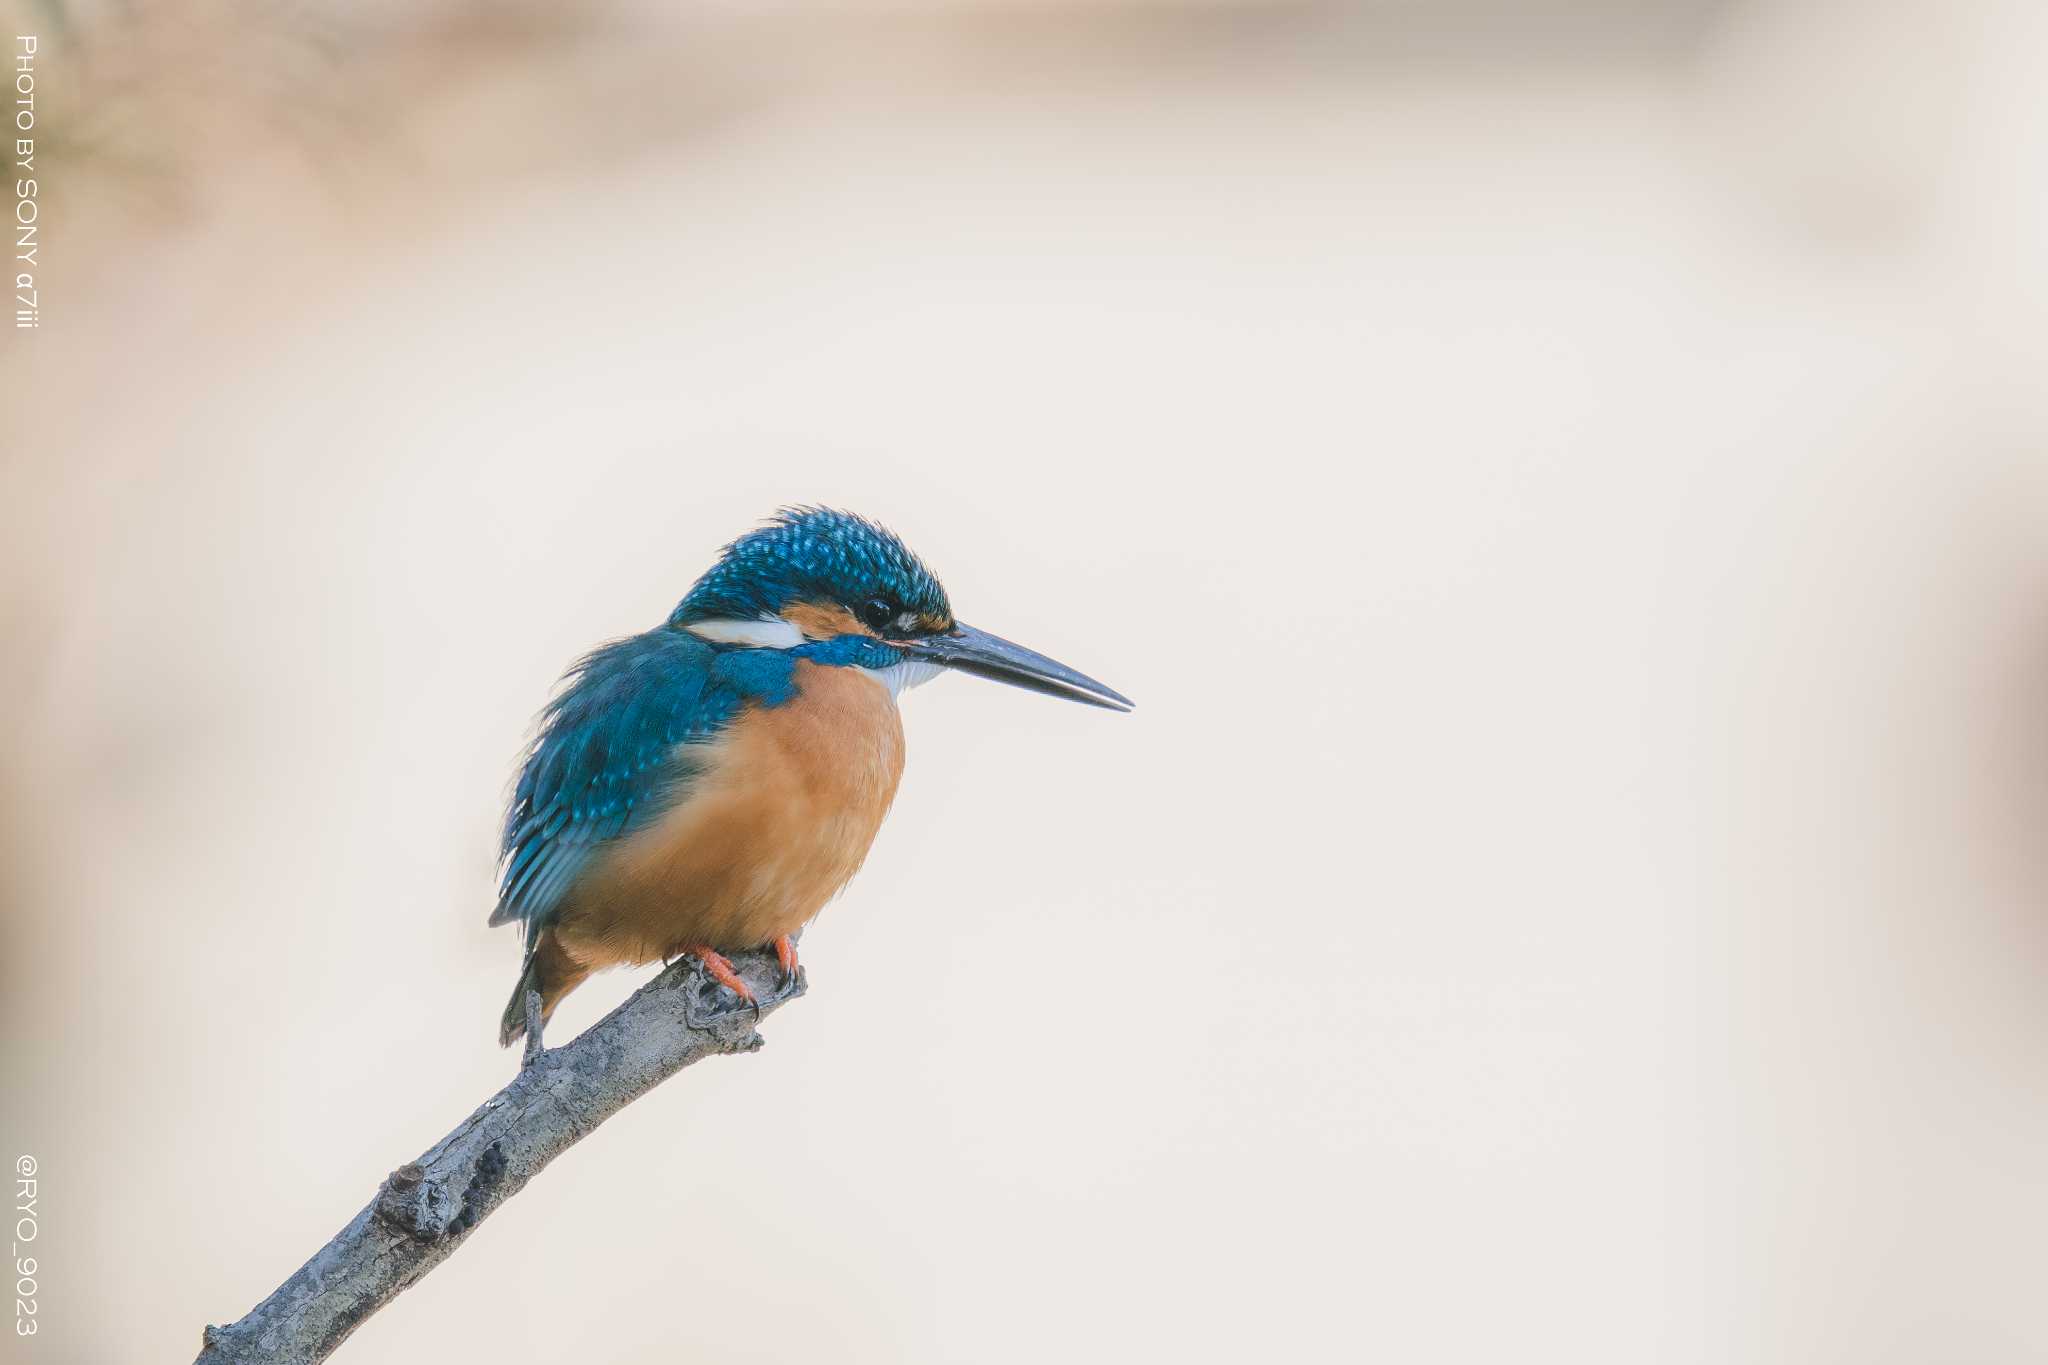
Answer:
top-left (671, 507), bottom-right (955, 640)
top-left (668, 506), bottom-right (1130, 710)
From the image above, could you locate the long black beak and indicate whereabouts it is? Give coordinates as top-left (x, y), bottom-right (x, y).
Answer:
top-left (905, 622), bottom-right (1134, 712)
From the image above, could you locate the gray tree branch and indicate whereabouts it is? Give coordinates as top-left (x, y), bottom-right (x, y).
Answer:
top-left (193, 950), bottom-right (804, 1365)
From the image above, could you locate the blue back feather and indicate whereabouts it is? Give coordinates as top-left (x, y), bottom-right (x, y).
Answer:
top-left (491, 630), bottom-right (803, 941)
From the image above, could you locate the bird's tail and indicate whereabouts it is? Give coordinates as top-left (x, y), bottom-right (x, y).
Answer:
top-left (498, 930), bottom-right (588, 1047)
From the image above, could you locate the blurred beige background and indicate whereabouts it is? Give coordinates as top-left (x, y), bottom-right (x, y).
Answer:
top-left (5, 0), bottom-right (2048, 1361)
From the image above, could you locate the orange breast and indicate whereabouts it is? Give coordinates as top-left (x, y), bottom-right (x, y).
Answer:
top-left (554, 661), bottom-right (906, 965)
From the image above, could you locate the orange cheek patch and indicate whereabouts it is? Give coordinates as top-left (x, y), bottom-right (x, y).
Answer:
top-left (782, 600), bottom-right (871, 640)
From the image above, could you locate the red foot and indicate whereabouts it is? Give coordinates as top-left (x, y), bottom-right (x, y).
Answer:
top-left (682, 945), bottom-right (755, 1002)
top-left (774, 934), bottom-right (798, 980)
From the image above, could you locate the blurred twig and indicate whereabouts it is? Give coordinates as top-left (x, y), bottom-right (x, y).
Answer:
top-left (192, 951), bottom-right (804, 1365)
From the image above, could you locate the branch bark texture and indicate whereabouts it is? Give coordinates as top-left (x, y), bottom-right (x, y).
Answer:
top-left (194, 950), bottom-right (804, 1365)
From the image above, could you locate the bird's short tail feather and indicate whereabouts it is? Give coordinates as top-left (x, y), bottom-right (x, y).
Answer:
top-left (498, 929), bottom-right (589, 1047)
top-left (497, 954), bottom-right (543, 1048)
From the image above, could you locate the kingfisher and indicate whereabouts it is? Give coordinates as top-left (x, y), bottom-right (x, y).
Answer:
top-left (491, 507), bottom-right (1132, 1048)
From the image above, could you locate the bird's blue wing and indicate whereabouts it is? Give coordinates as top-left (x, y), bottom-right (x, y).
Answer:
top-left (490, 629), bottom-right (797, 942)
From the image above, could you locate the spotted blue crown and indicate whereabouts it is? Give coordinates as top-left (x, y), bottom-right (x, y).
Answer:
top-left (669, 507), bottom-right (952, 628)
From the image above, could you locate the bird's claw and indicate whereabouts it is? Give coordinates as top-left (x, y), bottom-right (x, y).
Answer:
top-left (679, 945), bottom-right (758, 1027)
top-left (773, 935), bottom-right (801, 997)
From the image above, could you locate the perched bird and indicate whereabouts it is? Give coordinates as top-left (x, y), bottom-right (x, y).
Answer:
top-left (492, 507), bottom-right (1131, 1047)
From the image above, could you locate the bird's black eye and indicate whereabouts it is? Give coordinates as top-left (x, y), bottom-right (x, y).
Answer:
top-left (857, 596), bottom-right (897, 631)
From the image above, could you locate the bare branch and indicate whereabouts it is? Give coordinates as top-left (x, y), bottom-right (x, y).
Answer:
top-left (194, 950), bottom-right (804, 1365)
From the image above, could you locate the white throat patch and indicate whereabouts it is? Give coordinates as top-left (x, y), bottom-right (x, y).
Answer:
top-left (865, 658), bottom-right (946, 699)
top-left (684, 616), bottom-right (805, 649)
